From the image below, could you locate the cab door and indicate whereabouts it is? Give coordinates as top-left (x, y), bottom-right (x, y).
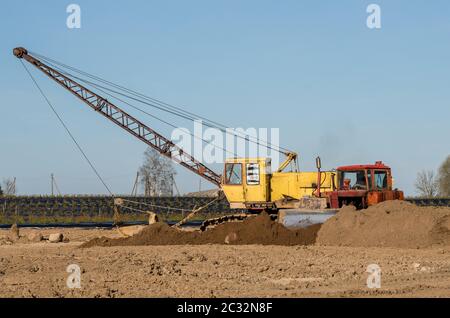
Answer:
top-left (243, 161), bottom-right (269, 202)
top-left (221, 162), bottom-right (245, 205)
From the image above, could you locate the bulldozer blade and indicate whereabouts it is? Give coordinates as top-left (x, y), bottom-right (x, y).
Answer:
top-left (278, 209), bottom-right (338, 229)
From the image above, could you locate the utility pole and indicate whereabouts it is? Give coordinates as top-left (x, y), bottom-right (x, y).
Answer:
top-left (172, 175), bottom-right (180, 197)
top-left (131, 171), bottom-right (139, 196)
top-left (50, 174), bottom-right (61, 195)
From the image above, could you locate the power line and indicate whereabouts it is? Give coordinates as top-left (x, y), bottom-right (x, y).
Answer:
top-left (31, 51), bottom-right (292, 155)
top-left (20, 60), bottom-right (114, 196)
top-left (40, 58), bottom-right (238, 157)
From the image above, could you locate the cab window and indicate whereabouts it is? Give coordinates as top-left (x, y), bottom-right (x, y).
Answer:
top-left (340, 170), bottom-right (367, 190)
top-left (374, 170), bottom-right (388, 189)
top-left (246, 163), bottom-right (260, 185)
top-left (225, 163), bottom-right (242, 185)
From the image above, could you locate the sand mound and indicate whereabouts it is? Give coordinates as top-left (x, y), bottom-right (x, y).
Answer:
top-left (317, 200), bottom-right (450, 248)
top-left (82, 200), bottom-right (450, 249)
top-left (81, 212), bottom-right (320, 247)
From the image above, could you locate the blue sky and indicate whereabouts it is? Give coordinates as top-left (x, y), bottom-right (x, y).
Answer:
top-left (0, 0), bottom-right (449, 196)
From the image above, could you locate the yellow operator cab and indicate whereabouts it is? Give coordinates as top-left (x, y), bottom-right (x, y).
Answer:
top-left (221, 157), bottom-right (336, 210)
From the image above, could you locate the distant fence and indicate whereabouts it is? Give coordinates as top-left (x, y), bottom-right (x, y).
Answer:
top-left (0, 195), bottom-right (447, 221)
top-left (0, 195), bottom-right (232, 220)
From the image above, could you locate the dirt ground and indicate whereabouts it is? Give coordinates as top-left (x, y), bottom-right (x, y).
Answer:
top-left (1, 227), bottom-right (449, 298)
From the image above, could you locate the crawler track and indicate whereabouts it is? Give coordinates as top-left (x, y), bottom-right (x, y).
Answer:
top-left (200, 214), bottom-right (257, 231)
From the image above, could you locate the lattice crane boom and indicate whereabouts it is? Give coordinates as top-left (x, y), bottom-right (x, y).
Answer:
top-left (14, 47), bottom-right (222, 187)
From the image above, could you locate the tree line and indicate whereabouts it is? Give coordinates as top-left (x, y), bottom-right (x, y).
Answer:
top-left (1, 151), bottom-right (449, 199)
top-left (415, 155), bottom-right (450, 198)
top-left (0, 148), bottom-right (176, 197)
top-left (0, 178), bottom-right (16, 196)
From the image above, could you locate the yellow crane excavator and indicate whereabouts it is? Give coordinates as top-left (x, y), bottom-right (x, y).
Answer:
top-left (14, 47), bottom-right (403, 229)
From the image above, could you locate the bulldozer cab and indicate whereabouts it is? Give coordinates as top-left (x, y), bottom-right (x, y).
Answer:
top-left (327, 161), bottom-right (403, 209)
top-left (221, 158), bottom-right (271, 208)
top-left (337, 162), bottom-right (392, 191)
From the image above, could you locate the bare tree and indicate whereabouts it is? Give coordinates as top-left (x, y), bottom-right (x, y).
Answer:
top-left (139, 148), bottom-right (176, 196)
top-left (438, 155), bottom-right (450, 197)
top-left (2, 178), bottom-right (17, 196)
top-left (414, 170), bottom-right (439, 198)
